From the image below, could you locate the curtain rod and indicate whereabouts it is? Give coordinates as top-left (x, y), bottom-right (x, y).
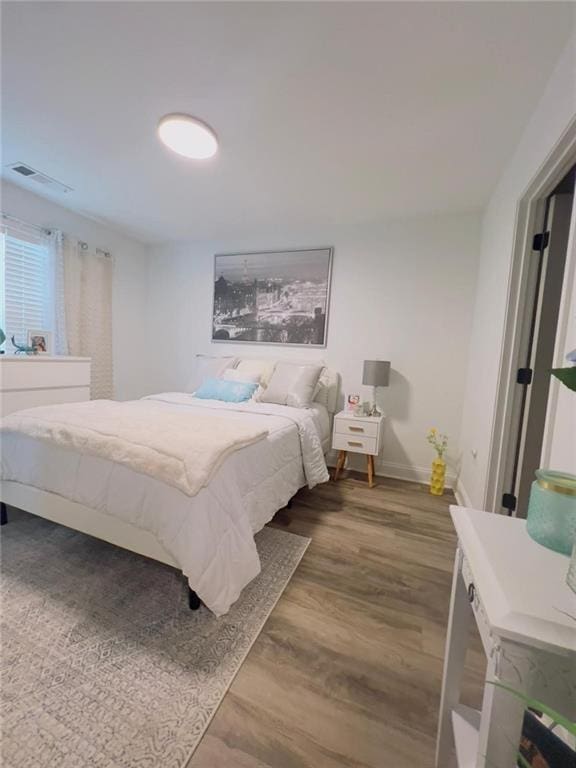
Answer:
top-left (78, 241), bottom-right (112, 259)
top-left (2, 212), bottom-right (112, 258)
top-left (1, 211), bottom-right (52, 236)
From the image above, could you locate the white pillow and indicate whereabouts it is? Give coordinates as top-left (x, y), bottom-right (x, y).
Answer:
top-left (259, 363), bottom-right (323, 407)
top-left (222, 369), bottom-right (261, 384)
top-left (269, 358), bottom-right (326, 399)
top-left (234, 359), bottom-right (277, 387)
top-left (189, 355), bottom-right (236, 391)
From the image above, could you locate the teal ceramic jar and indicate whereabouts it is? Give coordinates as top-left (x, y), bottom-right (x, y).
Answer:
top-left (527, 470), bottom-right (576, 555)
top-left (568, 540), bottom-right (576, 594)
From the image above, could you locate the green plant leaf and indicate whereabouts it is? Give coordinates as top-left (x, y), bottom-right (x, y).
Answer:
top-left (551, 366), bottom-right (576, 392)
top-left (517, 753), bottom-right (532, 768)
top-left (489, 682), bottom-right (576, 735)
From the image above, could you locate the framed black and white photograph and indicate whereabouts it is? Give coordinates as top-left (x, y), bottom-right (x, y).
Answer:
top-left (212, 247), bottom-right (333, 347)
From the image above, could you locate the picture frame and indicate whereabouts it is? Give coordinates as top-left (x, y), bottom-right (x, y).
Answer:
top-left (212, 247), bottom-right (333, 347)
top-left (28, 329), bottom-right (52, 355)
top-left (345, 393), bottom-right (361, 412)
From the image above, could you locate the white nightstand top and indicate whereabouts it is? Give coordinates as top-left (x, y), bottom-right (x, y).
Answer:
top-left (334, 410), bottom-right (386, 423)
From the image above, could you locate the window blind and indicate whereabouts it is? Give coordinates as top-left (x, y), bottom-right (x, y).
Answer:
top-left (0, 220), bottom-right (53, 346)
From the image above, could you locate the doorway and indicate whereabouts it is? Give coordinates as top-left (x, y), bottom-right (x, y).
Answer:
top-left (485, 118), bottom-right (576, 518)
top-left (501, 170), bottom-right (574, 516)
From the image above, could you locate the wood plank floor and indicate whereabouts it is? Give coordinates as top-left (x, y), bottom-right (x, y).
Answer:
top-left (187, 473), bottom-right (485, 768)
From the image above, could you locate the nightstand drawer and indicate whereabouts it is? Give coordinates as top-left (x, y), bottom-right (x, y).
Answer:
top-left (334, 419), bottom-right (379, 438)
top-left (333, 433), bottom-right (378, 454)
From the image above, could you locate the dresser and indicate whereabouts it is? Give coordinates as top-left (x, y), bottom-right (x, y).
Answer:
top-left (332, 410), bottom-right (385, 487)
top-left (436, 505), bottom-right (575, 768)
top-left (0, 356), bottom-right (91, 416)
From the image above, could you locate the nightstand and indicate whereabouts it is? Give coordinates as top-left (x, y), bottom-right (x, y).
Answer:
top-left (332, 410), bottom-right (385, 487)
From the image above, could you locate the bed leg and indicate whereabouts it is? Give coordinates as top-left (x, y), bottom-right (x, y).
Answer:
top-left (188, 588), bottom-right (201, 611)
top-left (0, 503), bottom-right (7, 526)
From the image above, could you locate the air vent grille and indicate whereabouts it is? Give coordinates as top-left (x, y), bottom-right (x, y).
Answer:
top-left (12, 165), bottom-right (35, 177)
top-left (5, 162), bottom-right (73, 194)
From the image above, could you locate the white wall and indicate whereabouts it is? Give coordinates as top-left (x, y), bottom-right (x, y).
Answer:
top-left (146, 212), bottom-right (481, 485)
top-left (458, 34), bottom-right (576, 508)
top-left (1, 181), bottom-right (150, 400)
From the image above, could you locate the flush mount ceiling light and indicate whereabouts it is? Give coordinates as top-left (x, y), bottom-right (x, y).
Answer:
top-left (157, 114), bottom-right (218, 159)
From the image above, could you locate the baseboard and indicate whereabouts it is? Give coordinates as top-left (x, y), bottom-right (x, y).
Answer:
top-left (326, 450), bottom-right (455, 489)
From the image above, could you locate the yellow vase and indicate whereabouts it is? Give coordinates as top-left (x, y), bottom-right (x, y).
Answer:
top-left (430, 458), bottom-right (446, 496)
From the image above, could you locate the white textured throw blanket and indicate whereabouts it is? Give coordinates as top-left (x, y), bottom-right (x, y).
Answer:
top-left (0, 399), bottom-right (268, 496)
top-left (146, 393), bottom-right (330, 489)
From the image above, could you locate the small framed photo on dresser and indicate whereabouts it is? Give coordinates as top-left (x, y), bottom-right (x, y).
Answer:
top-left (28, 329), bottom-right (52, 355)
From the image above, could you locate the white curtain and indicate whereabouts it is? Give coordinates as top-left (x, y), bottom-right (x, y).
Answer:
top-left (61, 236), bottom-right (114, 399)
top-left (51, 230), bottom-right (68, 355)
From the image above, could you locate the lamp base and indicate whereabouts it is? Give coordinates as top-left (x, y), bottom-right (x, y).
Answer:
top-left (370, 386), bottom-right (381, 417)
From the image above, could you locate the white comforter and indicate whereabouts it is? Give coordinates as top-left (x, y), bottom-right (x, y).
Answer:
top-left (0, 398), bottom-right (268, 496)
top-left (145, 393), bottom-right (329, 489)
top-left (0, 394), bottom-right (329, 615)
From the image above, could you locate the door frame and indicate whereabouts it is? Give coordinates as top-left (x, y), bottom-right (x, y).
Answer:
top-left (515, 193), bottom-right (573, 515)
top-left (484, 116), bottom-right (576, 514)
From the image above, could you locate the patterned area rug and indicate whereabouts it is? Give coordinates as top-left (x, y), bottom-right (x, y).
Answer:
top-left (1, 510), bottom-right (309, 768)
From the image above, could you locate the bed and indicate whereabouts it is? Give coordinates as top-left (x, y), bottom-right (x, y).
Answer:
top-left (0, 369), bottom-right (338, 616)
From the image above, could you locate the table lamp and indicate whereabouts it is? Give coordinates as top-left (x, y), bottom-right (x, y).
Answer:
top-left (362, 360), bottom-right (390, 416)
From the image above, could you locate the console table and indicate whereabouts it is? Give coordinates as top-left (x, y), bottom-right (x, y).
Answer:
top-left (436, 506), bottom-right (575, 767)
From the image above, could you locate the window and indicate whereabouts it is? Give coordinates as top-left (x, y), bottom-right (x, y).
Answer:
top-left (0, 221), bottom-right (54, 346)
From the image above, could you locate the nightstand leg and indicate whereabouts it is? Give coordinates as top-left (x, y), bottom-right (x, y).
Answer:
top-left (334, 450), bottom-right (347, 481)
top-left (367, 455), bottom-right (375, 487)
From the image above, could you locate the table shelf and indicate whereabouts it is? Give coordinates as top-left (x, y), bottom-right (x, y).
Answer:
top-left (451, 705), bottom-right (480, 768)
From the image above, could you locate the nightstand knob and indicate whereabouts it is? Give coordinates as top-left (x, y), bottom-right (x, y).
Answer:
top-left (467, 583), bottom-right (475, 603)
top-left (348, 441), bottom-right (363, 447)
top-left (349, 426), bottom-right (364, 432)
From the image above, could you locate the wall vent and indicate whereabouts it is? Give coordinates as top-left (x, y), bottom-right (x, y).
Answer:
top-left (6, 162), bottom-right (73, 194)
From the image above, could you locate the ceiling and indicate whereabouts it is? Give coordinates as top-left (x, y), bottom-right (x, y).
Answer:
top-left (1, 1), bottom-right (574, 244)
